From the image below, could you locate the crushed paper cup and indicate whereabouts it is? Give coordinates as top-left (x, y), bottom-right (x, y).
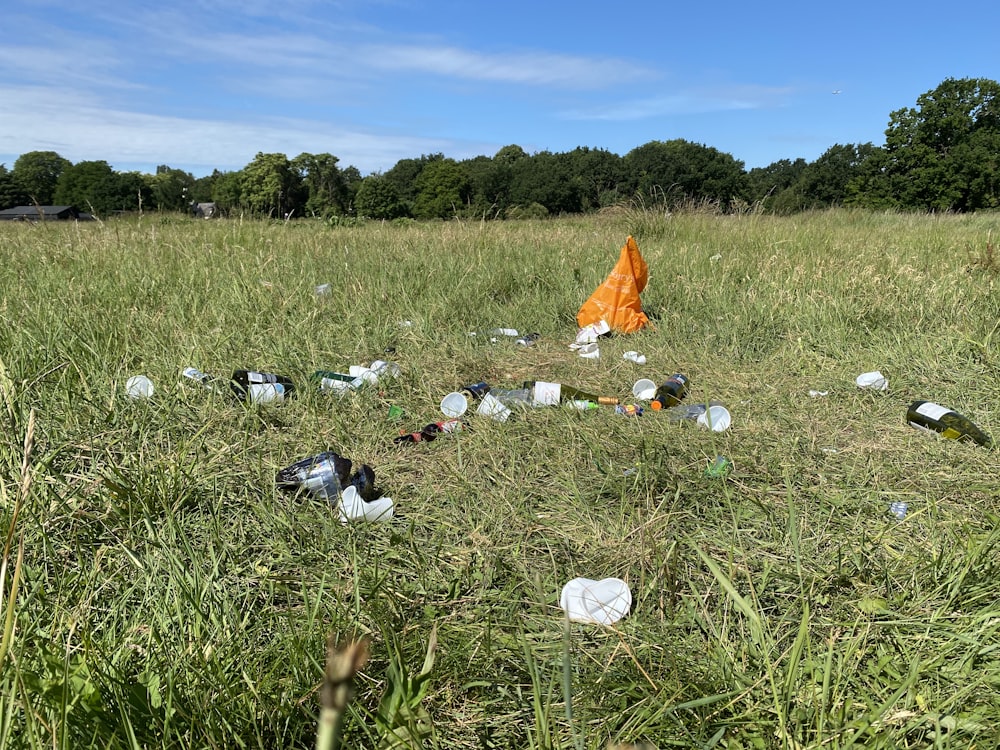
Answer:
top-left (440, 391), bottom-right (469, 418)
top-left (575, 320), bottom-right (611, 345)
top-left (126, 375), bottom-right (154, 399)
top-left (477, 392), bottom-right (512, 422)
top-left (338, 485), bottom-right (394, 524)
top-left (808, 390), bottom-right (830, 398)
top-left (622, 351), bottom-right (646, 365)
top-left (577, 343), bottom-right (600, 359)
top-left (696, 405), bottom-right (732, 432)
top-left (560, 577), bottom-right (632, 625)
top-left (856, 371), bottom-right (888, 391)
top-left (632, 378), bottom-right (656, 400)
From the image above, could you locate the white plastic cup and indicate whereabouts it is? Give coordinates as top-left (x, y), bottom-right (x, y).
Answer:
top-left (577, 343), bottom-right (600, 359)
top-left (440, 391), bottom-right (469, 418)
top-left (559, 577), bottom-right (632, 625)
top-left (632, 378), bottom-right (656, 400)
top-left (623, 351), bottom-right (647, 365)
top-left (697, 405), bottom-right (732, 432)
top-left (856, 371), bottom-right (888, 391)
top-left (126, 375), bottom-right (154, 399)
top-left (338, 486), bottom-right (394, 524)
top-left (477, 392), bottom-right (512, 422)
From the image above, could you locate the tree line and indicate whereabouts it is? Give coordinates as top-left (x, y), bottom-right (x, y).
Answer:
top-left (2, 78), bottom-right (998, 220)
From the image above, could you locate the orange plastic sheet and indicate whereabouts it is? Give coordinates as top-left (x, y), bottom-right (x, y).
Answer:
top-left (576, 235), bottom-right (650, 333)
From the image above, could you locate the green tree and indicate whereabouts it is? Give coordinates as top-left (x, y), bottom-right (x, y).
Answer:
top-left (240, 152), bottom-right (303, 217)
top-left (53, 160), bottom-right (140, 216)
top-left (211, 170), bottom-right (243, 213)
top-left (509, 151), bottom-right (582, 215)
top-left (355, 175), bottom-right (407, 220)
top-left (623, 139), bottom-right (748, 210)
top-left (147, 165), bottom-right (194, 211)
top-left (411, 159), bottom-right (470, 219)
top-left (747, 158), bottom-right (807, 209)
top-left (12, 151), bottom-right (71, 204)
top-left (0, 164), bottom-right (28, 209)
top-left (384, 154), bottom-right (444, 213)
top-left (562, 146), bottom-right (626, 210)
top-left (291, 152), bottom-right (348, 216)
top-left (850, 78), bottom-right (1000, 211)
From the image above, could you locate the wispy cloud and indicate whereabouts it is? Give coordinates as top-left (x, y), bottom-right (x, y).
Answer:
top-left (0, 86), bottom-right (484, 174)
top-left (562, 85), bottom-right (796, 121)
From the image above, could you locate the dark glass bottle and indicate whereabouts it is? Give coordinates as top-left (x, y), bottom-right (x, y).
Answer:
top-left (231, 369), bottom-right (295, 403)
top-left (906, 401), bottom-right (994, 448)
top-left (650, 374), bottom-right (689, 410)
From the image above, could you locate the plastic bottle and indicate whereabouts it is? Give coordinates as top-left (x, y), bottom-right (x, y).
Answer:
top-left (231, 369), bottom-right (295, 403)
top-left (276, 452), bottom-right (378, 501)
top-left (906, 400), bottom-right (994, 448)
top-left (649, 374), bottom-right (689, 411)
top-left (460, 381), bottom-right (491, 400)
top-left (313, 369), bottom-right (365, 393)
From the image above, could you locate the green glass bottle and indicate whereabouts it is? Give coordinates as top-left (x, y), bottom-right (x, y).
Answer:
top-left (906, 400), bottom-right (994, 449)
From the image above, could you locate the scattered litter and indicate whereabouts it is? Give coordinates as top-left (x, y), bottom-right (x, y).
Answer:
top-left (647, 374), bottom-right (690, 411)
top-left (906, 400), bottom-right (994, 448)
top-left (889, 501), bottom-right (908, 521)
top-left (821, 447), bottom-right (839, 455)
top-left (477, 392), bottom-right (513, 422)
top-left (316, 361), bottom-right (401, 394)
top-left (705, 455), bottom-right (733, 478)
top-left (387, 405), bottom-right (404, 420)
top-left (615, 403), bottom-right (643, 417)
top-left (577, 236), bottom-right (650, 334)
top-left (440, 391), bottom-right (469, 418)
top-left (697, 405), bottom-right (732, 432)
top-left (125, 375), bottom-right (154, 399)
top-left (709, 253), bottom-right (723, 263)
top-left (314, 283), bottom-right (332, 296)
top-left (808, 390), bottom-right (830, 398)
top-left (516, 332), bottom-right (540, 347)
top-left (231, 369), bottom-right (295, 403)
top-left (394, 420), bottom-right (466, 444)
top-left (398, 320), bottom-right (413, 328)
top-left (632, 378), bottom-right (656, 400)
top-left (461, 381), bottom-right (491, 400)
top-left (622, 351), bottom-right (646, 365)
top-left (339, 485), bottom-right (394, 523)
top-left (576, 343), bottom-right (600, 359)
top-left (183, 366), bottom-right (220, 392)
top-left (560, 577), bottom-right (632, 626)
top-left (574, 319), bottom-right (611, 345)
top-left (856, 371), bottom-right (888, 391)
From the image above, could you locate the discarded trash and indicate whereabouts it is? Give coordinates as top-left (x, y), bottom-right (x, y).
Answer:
top-left (477, 392), bottom-right (513, 422)
top-left (856, 371), bottom-right (888, 391)
top-left (183, 366), bottom-right (220, 391)
top-left (808, 390), bottom-right (830, 398)
top-left (339, 485), bottom-right (394, 524)
top-left (632, 378), bottom-right (657, 400)
top-left (461, 381), bottom-right (491, 400)
top-left (659, 401), bottom-right (731, 432)
top-left (387, 404), bottom-right (404, 420)
top-left (709, 253), bottom-right (723, 263)
top-left (394, 420), bottom-right (466, 444)
top-left (231, 369), bottom-right (295, 404)
top-left (490, 327), bottom-right (519, 338)
top-left (623, 351), bottom-right (646, 365)
top-left (314, 283), bottom-right (332, 296)
top-left (649, 374), bottom-right (690, 410)
top-left (560, 577), bottom-right (632, 625)
top-left (705, 455), bottom-right (733, 478)
top-left (525, 381), bottom-right (619, 407)
top-left (615, 404), bottom-right (643, 417)
top-left (889, 501), bottom-right (908, 521)
top-left (516, 332), bottom-right (540, 347)
top-left (126, 375), bottom-right (154, 400)
top-left (906, 400), bottom-right (994, 448)
top-left (577, 236), bottom-right (650, 334)
top-left (574, 319), bottom-right (611, 345)
top-left (314, 370), bottom-right (365, 393)
top-left (440, 391), bottom-right (469, 418)
top-left (276, 451), bottom-right (377, 503)
top-left (576, 343), bottom-right (600, 359)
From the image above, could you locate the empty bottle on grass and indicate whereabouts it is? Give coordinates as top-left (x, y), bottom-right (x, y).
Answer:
top-left (394, 420), bottom-right (466, 444)
top-left (906, 401), bottom-right (994, 448)
top-left (522, 380), bottom-right (619, 407)
top-left (649, 374), bottom-right (689, 410)
top-left (231, 369), bottom-right (295, 403)
top-left (276, 451), bottom-right (377, 501)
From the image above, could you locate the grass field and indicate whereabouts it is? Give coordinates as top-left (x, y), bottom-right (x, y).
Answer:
top-left (0, 208), bottom-right (998, 749)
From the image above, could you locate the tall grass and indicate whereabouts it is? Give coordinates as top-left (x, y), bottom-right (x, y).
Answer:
top-left (0, 209), bottom-right (997, 748)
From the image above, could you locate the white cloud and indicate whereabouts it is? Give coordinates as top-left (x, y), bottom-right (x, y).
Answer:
top-left (0, 86), bottom-right (487, 174)
top-left (562, 85), bottom-right (796, 121)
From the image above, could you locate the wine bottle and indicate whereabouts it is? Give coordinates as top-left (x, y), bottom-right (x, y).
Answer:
top-left (522, 381), bottom-right (619, 406)
top-left (231, 369), bottom-right (295, 403)
top-left (906, 401), bottom-right (994, 448)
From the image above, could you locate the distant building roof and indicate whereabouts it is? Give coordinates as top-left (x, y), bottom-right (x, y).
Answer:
top-left (0, 205), bottom-right (89, 221)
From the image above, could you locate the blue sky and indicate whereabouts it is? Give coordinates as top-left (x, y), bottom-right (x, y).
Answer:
top-left (3, 0), bottom-right (999, 177)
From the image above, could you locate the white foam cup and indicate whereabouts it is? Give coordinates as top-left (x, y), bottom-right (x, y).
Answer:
top-left (560, 577), bottom-right (632, 625)
top-left (697, 405), bottom-right (732, 432)
top-left (126, 375), bottom-right (154, 399)
top-left (440, 391), bottom-right (469, 418)
top-left (632, 378), bottom-right (656, 400)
